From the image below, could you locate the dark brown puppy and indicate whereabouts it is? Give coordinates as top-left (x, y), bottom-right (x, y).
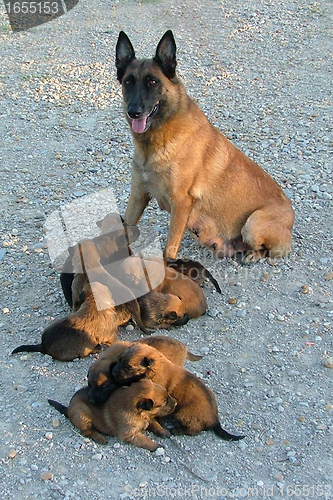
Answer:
top-left (138, 291), bottom-right (189, 329)
top-left (117, 31), bottom-right (294, 261)
top-left (60, 213), bottom-right (139, 309)
top-left (70, 239), bottom-right (149, 334)
top-left (165, 257), bottom-right (221, 294)
top-left (112, 343), bottom-right (244, 441)
top-left (119, 256), bottom-right (207, 319)
top-left (48, 379), bottom-right (176, 451)
top-left (87, 337), bottom-right (202, 405)
top-left (11, 282), bottom-right (118, 361)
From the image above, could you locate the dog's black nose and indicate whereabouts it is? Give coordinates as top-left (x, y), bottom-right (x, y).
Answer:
top-left (128, 107), bottom-right (144, 119)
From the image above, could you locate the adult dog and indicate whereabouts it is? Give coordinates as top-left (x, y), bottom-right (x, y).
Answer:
top-left (116, 31), bottom-right (294, 262)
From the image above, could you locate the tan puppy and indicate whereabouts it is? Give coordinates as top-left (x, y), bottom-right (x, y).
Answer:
top-left (70, 239), bottom-right (149, 334)
top-left (48, 379), bottom-right (176, 451)
top-left (116, 31), bottom-right (294, 261)
top-left (60, 212), bottom-right (139, 309)
top-left (119, 256), bottom-right (206, 318)
top-left (138, 291), bottom-right (189, 329)
top-left (87, 337), bottom-right (202, 405)
top-left (12, 282), bottom-right (117, 361)
top-left (112, 343), bottom-right (244, 441)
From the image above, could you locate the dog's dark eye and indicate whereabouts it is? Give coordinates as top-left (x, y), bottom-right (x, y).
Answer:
top-left (149, 79), bottom-right (157, 85)
top-left (124, 77), bottom-right (134, 86)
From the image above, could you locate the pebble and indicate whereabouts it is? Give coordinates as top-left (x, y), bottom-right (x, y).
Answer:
top-left (0, 248), bottom-right (6, 261)
top-left (316, 424), bottom-right (327, 431)
top-left (45, 432), bottom-right (53, 440)
top-left (52, 419), bottom-right (60, 428)
top-left (265, 439), bottom-right (274, 446)
top-left (228, 298), bottom-right (237, 304)
top-left (113, 442), bottom-right (121, 449)
top-left (125, 324), bottom-right (134, 331)
top-left (2, 308), bottom-right (10, 314)
top-left (301, 284), bottom-right (309, 294)
top-left (325, 272), bottom-right (333, 281)
top-left (8, 450), bottom-right (18, 459)
top-left (238, 440), bottom-right (247, 451)
top-left (92, 453), bottom-right (103, 460)
top-left (73, 191), bottom-right (85, 197)
top-left (324, 358), bottom-right (333, 369)
top-left (40, 472), bottom-right (53, 481)
top-left (297, 416), bottom-right (306, 422)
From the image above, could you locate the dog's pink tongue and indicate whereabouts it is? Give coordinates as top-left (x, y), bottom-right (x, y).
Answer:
top-left (132, 117), bottom-right (147, 134)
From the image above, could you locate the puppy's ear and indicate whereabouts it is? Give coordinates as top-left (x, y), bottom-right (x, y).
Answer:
top-left (141, 356), bottom-right (155, 368)
top-left (154, 30), bottom-right (177, 79)
top-left (108, 362), bottom-right (117, 375)
top-left (165, 311), bottom-right (178, 320)
top-left (116, 31), bottom-right (135, 82)
top-left (136, 398), bottom-right (154, 411)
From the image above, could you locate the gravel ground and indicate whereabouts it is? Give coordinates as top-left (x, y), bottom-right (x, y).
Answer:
top-left (1, 0), bottom-right (333, 499)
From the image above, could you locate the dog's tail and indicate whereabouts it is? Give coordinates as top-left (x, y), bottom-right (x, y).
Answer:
top-left (11, 344), bottom-right (43, 355)
top-left (186, 351), bottom-right (203, 362)
top-left (48, 399), bottom-right (69, 418)
top-left (212, 422), bottom-right (245, 441)
top-left (166, 258), bottom-right (221, 294)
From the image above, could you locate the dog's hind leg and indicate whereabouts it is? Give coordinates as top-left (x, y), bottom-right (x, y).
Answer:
top-left (241, 206), bottom-right (293, 263)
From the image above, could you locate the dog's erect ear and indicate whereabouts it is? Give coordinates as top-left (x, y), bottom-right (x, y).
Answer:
top-left (136, 398), bottom-right (154, 411)
top-left (154, 30), bottom-right (177, 79)
top-left (141, 356), bottom-right (155, 368)
top-left (116, 31), bottom-right (136, 82)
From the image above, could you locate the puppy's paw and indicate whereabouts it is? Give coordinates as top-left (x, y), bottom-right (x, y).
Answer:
top-left (156, 428), bottom-right (171, 439)
top-left (242, 250), bottom-right (266, 264)
top-left (91, 432), bottom-right (108, 444)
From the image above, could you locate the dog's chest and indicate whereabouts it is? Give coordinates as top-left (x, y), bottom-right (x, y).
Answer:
top-left (136, 153), bottom-right (173, 211)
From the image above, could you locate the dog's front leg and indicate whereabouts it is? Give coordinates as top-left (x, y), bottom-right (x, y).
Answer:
top-left (124, 165), bottom-right (151, 225)
top-left (164, 196), bottom-right (193, 259)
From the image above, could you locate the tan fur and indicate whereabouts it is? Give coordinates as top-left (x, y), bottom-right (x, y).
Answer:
top-left (112, 343), bottom-right (243, 440)
top-left (87, 337), bottom-right (202, 405)
top-left (121, 35), bottom-right (294, 262)
top-left (49, 380), bottom-right (176, 451)
top-left (138, 291), bottom-right (189, 329)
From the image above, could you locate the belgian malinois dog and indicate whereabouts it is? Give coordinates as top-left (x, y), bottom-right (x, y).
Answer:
top-left (116, 31), bottom-right (294, 262)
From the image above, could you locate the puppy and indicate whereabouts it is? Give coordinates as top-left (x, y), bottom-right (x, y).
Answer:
top-left (60, 212), bottom-right (139, 309)
top-left (48, 379), bottom-right (176, 451)
top-left (165, 257), bottom-right (221, 294)
top-left (138, 291), bottom-right (189, 329)
top-left (118, 256), bottom-right (207, 318)
top-left (70, 239), bottom-right (149, 334)
top-left (87, 337), bottom-right (202, 405)
top-left (112, 344), bottom-right (244, 441)
top-left (12, 282), bottom-right (118, 361)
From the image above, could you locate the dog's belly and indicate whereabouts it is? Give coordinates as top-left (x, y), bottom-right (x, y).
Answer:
top-left (141, 166), bottom-right (172, 213)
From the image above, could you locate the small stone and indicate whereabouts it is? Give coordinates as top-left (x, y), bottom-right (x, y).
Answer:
top-left (40, 472), bottom-right (53, 481)
top-left (325, 404), bottom-right (333, 410)
top-left (277, 315), bottom-right (285, 321)
top-left (324, 357), bottom-right (333, 369)
top-left (238, 440), bottom-right (247, 451)
top-left (155, 447), bottom-right (165, 456)
top-left (0, 248), bottom-right (6, 261)
top-left (92, 453), bottom-right (103, 460)
top-left (139, 482), bottom-right (148, 488)
top-left (297, 416), bottom-right (306, 422)
top-left (265, 439), bottom-right (274, 446)
top-left (257, 480), bottom-right (264, 487)
top-left (162, 456), bottom-right (171, 463)
top-left (316, 423), bottom-right (327, 431)
top-left (8, 450), bottom-right (18, 459)
top-left (301, 285), bottom-right (309, 294)
top-left (113, 442), bottom-right (120, 449)
top-left (324, 272), bottom-right (333, 281)
top-left (274, 473), bottom-right (284, 482)
top-left (208, 308), bottom-right (219, 317)
top-left (45, 432), bottom-right (53, 440)
top-left (2, 308), bottom-right (10, 314)
top-left (126, 324), bottom-right (134, 331)
top-left (228, 298), bottom-right (237, 304)
top-left (73, 191), bottom-right (85, 197)
top-left (52, 419), bottom-right (60, 428)
top-left (55, 153), bottom-right (62, 160)
top-left (31, 464), bottom-right (38, 471)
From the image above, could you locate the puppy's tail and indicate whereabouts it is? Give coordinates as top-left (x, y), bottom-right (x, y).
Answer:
top-left (48, 399), bottom-right (69, 418)
top-left (11, 344), bottom-right (43, 355)
top-left (166, 258), bottom-right (221, 294)
top-left (186, 351), bottom-right (203, 362)
top-left (212, 422), bottom-right (245, 441)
